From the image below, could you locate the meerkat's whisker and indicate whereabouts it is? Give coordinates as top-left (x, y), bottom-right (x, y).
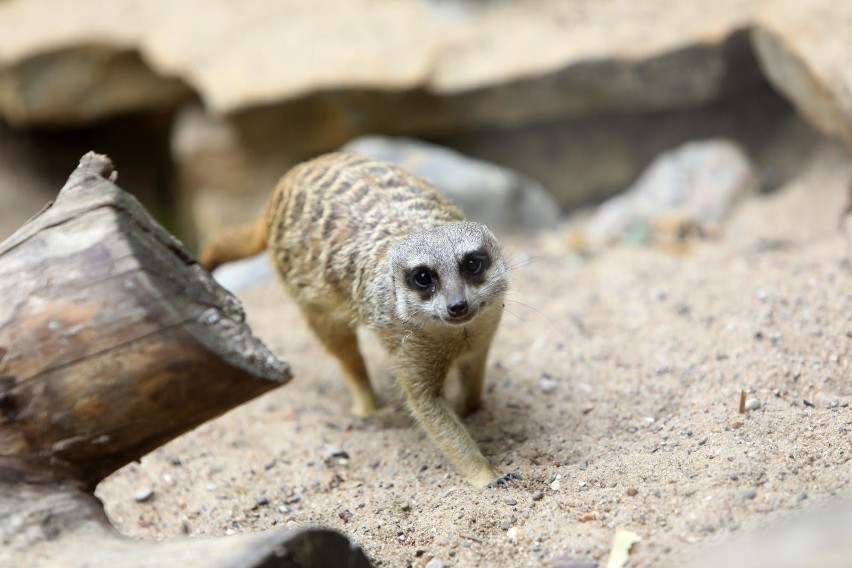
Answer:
top-left (504, 250), bottom-right (547, 272)
top-left (501, 305), bottom-right (526, 323)
top-left (503, 298), bottom-right (558, 330)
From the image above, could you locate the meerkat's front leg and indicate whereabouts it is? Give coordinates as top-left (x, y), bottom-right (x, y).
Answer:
top-left (398, 363), bottom-right (499, 488)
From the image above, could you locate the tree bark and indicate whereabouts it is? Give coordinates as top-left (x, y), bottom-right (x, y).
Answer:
top-left (0, 152), bottom-right (370, 567)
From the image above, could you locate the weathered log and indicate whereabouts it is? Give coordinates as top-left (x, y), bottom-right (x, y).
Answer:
top-left (0, 151), bottom-right (291, 487)
top-left (0, 153), bottom-right (371, 567)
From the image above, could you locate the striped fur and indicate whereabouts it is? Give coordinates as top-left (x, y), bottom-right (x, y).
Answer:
top-left (199, 152), bottom-right (513, 488)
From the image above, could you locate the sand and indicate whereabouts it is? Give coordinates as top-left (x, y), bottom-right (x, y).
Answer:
top-left (96, 155), bottom-right (852, 567)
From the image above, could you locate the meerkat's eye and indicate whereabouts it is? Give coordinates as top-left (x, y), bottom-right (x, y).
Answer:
top-left (407, 266), bottom-right (436, 291)
top-left (465, 257), bottom-right (483, 274)
top-left (460, 250), bottom-right (491, 279)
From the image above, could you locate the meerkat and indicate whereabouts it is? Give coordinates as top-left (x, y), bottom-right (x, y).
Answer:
top-left (199, 152), bottom-right (516, 488)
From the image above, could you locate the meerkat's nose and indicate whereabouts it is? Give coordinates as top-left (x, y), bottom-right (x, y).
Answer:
top-left (447, 299), bottom-right (469, 318)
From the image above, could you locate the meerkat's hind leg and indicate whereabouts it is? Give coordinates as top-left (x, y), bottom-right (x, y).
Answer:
top-left (301, 308), bottom-right (378, 417)
top-left (453, 347), bottom-right (490, 417)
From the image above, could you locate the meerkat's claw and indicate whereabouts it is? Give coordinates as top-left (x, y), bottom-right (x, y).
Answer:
top-left (487, 472), bottom-right (521, 488)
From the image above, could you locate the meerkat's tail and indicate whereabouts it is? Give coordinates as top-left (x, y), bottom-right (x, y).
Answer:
top-left (198, 216), bottom-right (268, 272)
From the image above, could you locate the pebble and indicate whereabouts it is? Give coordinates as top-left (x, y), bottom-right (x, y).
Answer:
top-left (744, 398), bottom-right (761, 411)
top-left (401, 503), bottom-right (412, 512)
top-left (796, 492), bottom-right (808, 502)
top-left (425, 559), bottom-right (446, 568)
top-left (531, 490), bottom-right (544, 501)
top-left (133, 487), bottom-right (154, 502)
top-left (338, 509), bottom-right (353, 522)
top-left (255, 495), bottom-right (269, 507)
top-left (552, 558), bottom-right (598, 568)
top-left (519, 447), bottom-right (539, 459)
top-left (626, 488), bottom-right (638, 496)
top-left (743, 489), bottom-right (757, 500)
top-left (323, 446), bottom-right (350, 459)
top-left (540, 374), bottom-right (558, 394)
top-left (504, 498), bottom-right (518, 506)
top-left (578, 460), bottom-right (589, 470)
top-left (550, 477), bottom-right (561, 491)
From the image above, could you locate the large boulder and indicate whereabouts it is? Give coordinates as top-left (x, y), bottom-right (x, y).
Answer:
top-left (1, 0), bottom-right (760, 132)
top-left (752, 0), bottom-right (852, 150)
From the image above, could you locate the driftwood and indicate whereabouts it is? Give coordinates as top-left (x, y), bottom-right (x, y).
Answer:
top-left (0, 153), bottom-right (369, 567)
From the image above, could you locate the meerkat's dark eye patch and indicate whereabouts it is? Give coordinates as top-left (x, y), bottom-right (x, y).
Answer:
top-left (406, 265), bottom-right (438, 294)
top-left (460, 250), bottom-right (491, 283)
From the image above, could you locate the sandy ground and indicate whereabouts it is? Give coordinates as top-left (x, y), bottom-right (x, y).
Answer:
top-left (96, 154), bottom-right (852, 567)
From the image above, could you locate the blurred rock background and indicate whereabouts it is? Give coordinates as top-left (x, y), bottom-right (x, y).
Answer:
top-left (1, 0), bottom-right (849, 248)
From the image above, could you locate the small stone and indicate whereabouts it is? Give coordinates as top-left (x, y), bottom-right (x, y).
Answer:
top-left (796, 492), bottom-right (808, 502)
top-left (551, 557), bottom-right (598, 568)
top-left (743, 489), bottom-right (757, 500)
top-left (550, 478), bottom-right (561, 491)
top-left (519, 447), bottom-right (539, 459)
top-left (500, 521), bottom-right (511, 530)
top-left (425, 559), bottom-right (446, 568)
top-left (401, 503), bottom-right (412, 512)
top-left (504, 498), bottom-right (518, 506)
top-left (133, 487), bottom-right (154, 503)
top-left (338, 509), bottom-right (353, 522)
top-left (255, 495), bottom-right (269, 507)
top-left (626, 488), bottom-right (639, 496)
top-left (578, 460), bottom-right (589, 470)
top-left (744, 398), bottom-right (761, 411)
top-left (540, 374), bottom-right (559, 394)
top-left (506, 527), bottom-right (519, 541)
top-left (323, 446), bottom-right (349, 459)
top-left (531, 490), bottom-right (544, 501)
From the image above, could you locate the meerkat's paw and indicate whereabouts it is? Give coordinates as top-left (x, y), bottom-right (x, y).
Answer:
top-left (350, 400), bottom-right (380, 418)
top-left (487, 472), bottom-right (522, 488)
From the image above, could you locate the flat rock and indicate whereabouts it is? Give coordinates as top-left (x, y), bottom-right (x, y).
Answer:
top-left (0, 0), bottom-right (760, 127)
top-left (586, 138), bottom-right (756, 245)
top-left (752, 0), bottom-right (852, 150)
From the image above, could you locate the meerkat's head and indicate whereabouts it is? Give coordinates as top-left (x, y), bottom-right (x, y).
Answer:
top-left (389, 222), bottom-right (508, 328)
